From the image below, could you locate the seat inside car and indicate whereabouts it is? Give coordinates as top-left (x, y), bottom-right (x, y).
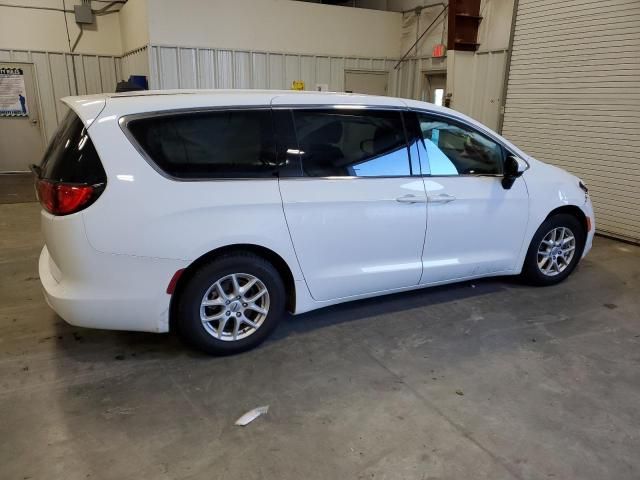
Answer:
top-left (303, 120), bottom-right (345, 176)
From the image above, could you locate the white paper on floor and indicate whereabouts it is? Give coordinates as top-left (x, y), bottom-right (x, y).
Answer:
top-left (235, 405), bottom-right (269, 426)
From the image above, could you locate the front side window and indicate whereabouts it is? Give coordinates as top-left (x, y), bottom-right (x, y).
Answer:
top-left (127, 109), bottom-right (277, 179)
top-left (293, 110), bottom-right (413, 177)
top-left (418, 114), bottom-right (504, 176)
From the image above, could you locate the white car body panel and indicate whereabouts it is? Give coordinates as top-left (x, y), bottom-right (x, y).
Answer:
top-left (80, 97), bottom-right (305, 277)
top-left (420, 176), bottom-right (529, 284)
top-left (38, 90), bottom-right (595, 332)
top-left (403, 98), bottom-right (595, 265)
top-left (279, 177), bottom-right (427, 301)
top-left (39, 211), bottom-right (186, 333)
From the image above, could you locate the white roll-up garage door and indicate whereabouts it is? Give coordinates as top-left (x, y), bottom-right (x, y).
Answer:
top-left (502, 0), bottom-right (640, 243)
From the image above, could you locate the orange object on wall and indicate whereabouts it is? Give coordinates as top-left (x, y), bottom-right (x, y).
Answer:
top-left (432, 44), bottom-right (446, 57)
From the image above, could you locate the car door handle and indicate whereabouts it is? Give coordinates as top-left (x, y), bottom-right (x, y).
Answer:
top-left (396, 194), bottom-right (428, 204)
top-left (428, 193), bottom-right (456, 204)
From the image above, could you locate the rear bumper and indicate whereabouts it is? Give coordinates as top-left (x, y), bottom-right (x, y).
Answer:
top-left (39, 245), bottom-right (187, 333)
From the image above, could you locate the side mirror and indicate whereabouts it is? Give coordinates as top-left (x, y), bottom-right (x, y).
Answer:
top-left (502, 155), bottom-right (529, 189)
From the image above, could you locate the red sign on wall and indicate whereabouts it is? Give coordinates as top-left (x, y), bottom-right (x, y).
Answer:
top-left (432, 44), bottom-right (446, 58)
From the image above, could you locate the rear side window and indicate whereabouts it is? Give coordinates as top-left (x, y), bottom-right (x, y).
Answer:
top-left (39, 110), bottom-right (106, 184)
top-left (127, 110), bottom-right (277, 179)
top-left (292, 110), bottom-right (414, 177)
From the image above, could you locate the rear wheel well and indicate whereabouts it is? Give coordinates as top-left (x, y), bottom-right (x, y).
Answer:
top-left (546, 205), bottom-right (588, 237)
top-left (169, 245), bottom-right (296, 332)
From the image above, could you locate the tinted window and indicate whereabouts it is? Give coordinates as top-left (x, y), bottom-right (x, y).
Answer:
top-left (273, 109), bottom-right (303, 177)
top-left (418, 114), bottom-right (504, 175)
top-left (128, 110), bottom-right (277, 178)
top-left (293, 110), bottom-right (413, 177)
top-left (404, 111), bottom-right (428, 175)
top-left (39, 110), bottom-right (106, 184)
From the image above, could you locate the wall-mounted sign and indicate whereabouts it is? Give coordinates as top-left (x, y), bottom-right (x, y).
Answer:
top-left (432, 44), bottom-right (446, 58)
top-left (0, 67), bottom-right (28, 117)
top-left (291, 80), bottom-right (305, 91)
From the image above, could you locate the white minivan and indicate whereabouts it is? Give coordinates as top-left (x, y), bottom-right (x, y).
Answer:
top-left (34, 90), bottom-right (594, 355)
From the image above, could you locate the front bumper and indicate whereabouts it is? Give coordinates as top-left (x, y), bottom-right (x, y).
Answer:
top-left (582, 197), bottom-right (595, 258)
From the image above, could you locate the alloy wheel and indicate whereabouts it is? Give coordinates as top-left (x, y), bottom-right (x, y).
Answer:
top-left (537, 226), bottom-right (576, 276)
top-left (200, 273), bottom-right (270, 341)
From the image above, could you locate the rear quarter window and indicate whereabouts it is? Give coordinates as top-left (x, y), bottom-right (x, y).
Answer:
top-left (126, 109), bottom-right (278, 179)
top-left (39, 111), bottom-right (106, 184)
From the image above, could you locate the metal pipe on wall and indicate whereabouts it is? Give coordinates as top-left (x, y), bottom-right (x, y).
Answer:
top-left (394, 4), bottom-right (448, 69)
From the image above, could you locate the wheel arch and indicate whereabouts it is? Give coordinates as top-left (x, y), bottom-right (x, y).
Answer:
top-left (169, 244), bottom-right (297, 332)
top-left (516, 203), bottom-right (589, 275)
top-left (545, 205), bottom-right (589, 238)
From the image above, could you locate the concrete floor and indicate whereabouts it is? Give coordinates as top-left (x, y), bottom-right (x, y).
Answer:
top-left (1, 200), bottom-right (639, 480)
top-left (0, 173), bottom-right (35, 204)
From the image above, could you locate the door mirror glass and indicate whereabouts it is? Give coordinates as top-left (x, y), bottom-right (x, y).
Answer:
top-left (517, 156), bottom-right (529, 174)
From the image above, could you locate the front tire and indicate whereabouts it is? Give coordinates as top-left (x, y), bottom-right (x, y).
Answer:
top-left (521, 214), bottom-right (586, 286)
top-left (176, 252), bottom-right (285, 355)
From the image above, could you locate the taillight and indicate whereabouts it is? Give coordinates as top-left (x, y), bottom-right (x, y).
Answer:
top-left (35, 179), bottom-right (103, 216)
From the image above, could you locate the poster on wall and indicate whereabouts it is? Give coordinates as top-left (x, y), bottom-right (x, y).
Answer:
top-left (0, 67), bottom-right (28, 117)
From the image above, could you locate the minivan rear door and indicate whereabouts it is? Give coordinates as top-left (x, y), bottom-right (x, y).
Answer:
top-left (274, 105), bottom-right (427, 302)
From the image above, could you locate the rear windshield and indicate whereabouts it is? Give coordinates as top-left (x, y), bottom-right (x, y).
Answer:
top-left (39, 111), bottom-right (106, 184)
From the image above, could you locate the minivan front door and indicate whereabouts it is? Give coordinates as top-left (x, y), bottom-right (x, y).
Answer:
top-left (276, 107), bottom-right (427, 302)
top-left (414, 112), bottom-right (529, 284)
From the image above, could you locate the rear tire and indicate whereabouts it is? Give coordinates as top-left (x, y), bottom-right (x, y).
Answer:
top-left (176, 252), bottom-right (285, 355)
top-left (521, 214), bottom-right (585, 286)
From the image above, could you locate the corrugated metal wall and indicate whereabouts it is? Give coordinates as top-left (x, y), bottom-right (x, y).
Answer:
top-left (502, 0), bottom-right (640, 243)
top-left (2, 42), bottom-right (507, 160)
top-left (392, 56), bottom-right (448, 102)
top-left (119, 46), bottom-right (150, 82)
top-left (0, 44), bottom-right (444, 149)
top-left (0, 48), bottom-right (119, 141)
top-left (148, 44), bottom-right (399, 95)
top-left (448, 50), bottom-right (508, 131)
